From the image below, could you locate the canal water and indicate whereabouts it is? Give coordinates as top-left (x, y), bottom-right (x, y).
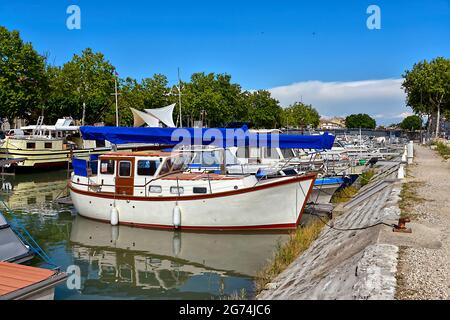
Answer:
top-left (0, 170), bottom-right (289, 300)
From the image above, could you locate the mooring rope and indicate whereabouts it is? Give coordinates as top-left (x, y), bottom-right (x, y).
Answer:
top-left (0, 200), bottom-right (59, 269)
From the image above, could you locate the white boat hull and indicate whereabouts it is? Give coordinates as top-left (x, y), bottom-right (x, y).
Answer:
top-left (309, 182), bottom-right (342, 204)
top-left (69, 174), bottom-right (316, 231)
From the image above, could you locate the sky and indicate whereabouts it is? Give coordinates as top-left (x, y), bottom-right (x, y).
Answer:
top-left (1, 0), bottom-right (449, 125)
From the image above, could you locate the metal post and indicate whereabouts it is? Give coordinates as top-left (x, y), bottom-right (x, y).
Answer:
top-left (407, 141), bottom-right (414, 164)
top-left (177, 68), bottom-right (182, 128)
top-left (220, 148), bottom-right (226, 174)
top-left (82, 102), bottom-right (86, 126)
top-left (114, 76), bottom-right (119, 127)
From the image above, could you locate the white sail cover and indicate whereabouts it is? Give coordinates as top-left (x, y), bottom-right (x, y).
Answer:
top-left (131, 103), bottom-right (176, 128)
top-left (144, 103), bottom-right (176, 128)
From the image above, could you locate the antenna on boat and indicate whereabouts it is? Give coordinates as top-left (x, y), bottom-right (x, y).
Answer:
top-left (165, 68), bottom-right (183, 127)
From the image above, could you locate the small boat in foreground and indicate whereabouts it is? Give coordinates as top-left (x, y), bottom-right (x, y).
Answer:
top-left (0, 262), bottom-right (67, 300)
top-left (69, 151), bottom-right (317, 230)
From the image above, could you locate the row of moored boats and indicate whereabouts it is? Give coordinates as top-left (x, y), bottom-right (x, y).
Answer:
top-left (0, 108), bottom-right (403, 231)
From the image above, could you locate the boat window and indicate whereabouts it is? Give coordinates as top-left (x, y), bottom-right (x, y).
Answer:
top-left (170, 186), bottom-right (184, 195)
top-left (172, 156), bottom-right (188, 171)
top-left (100, 160), bottom-right (115, 175)
top-left (96, 140), bottom-right (106, 148)
top-left (149, 185), bottom-right (162, 193)
top-left (26, 142), bottom-right (36, 149)
top-left (193, 187), bottom-right (207, 194)
top-left (137, 160), bottom-right (160, 176)
top-left (282, 168), bottom-right (297, 175)
top-left (159, 159), bottom-right (172, 176)
top-left (45, 142), bottom-right (52, 149)
top-left (281, 148), bottom-right (295, 158)
top-left (118, 161), bottom-right (132, 177)
top-left (202, 151), bottom-right (218, 166)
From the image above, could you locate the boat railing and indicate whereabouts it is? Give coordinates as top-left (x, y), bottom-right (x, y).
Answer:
top-left (81, 178), bottom-right (243, 195)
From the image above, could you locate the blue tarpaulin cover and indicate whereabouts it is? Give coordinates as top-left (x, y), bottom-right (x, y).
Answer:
top-left (80, 126), bottom-right (335, 150)
top-left (73, 158), bottom-right (88, 177)
top-left (314, 177), bottom-right (344, 186)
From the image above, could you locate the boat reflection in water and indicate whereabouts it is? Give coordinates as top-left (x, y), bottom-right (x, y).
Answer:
top-left (70, 216), bottom-right (288, 299)
top-left (0, 170), bottom-right (69, 215)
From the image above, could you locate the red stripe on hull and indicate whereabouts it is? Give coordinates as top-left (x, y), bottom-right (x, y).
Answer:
top-left (79, 215), bottom-right (299, 231)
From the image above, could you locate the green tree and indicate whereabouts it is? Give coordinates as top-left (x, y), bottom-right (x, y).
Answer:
top-left (402, 57), bottom-right (450, 137)
top-left (181, 73), bottom-right (246, 127)
top-left (0, 26), bottom-right (48, 120)
top-left (114, 74), bottom-right (171, 126)
top-left (400, 115), bottom-right (422, 131)
top-left (282, 102), bottom-right (320, 129)
top-left (49, 48), bottom-right (116, 125)
top-left (245, 90), bottom-right (283, 128)
top-left (345, 114), bottom-right (376, 129)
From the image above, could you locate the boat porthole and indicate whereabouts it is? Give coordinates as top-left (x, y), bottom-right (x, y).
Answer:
top-left (132, 206), bottom-right (135, 209)
top-left (110, 204), bottom-right (112, 207)
top-left (89, 201), bottom-right (92, 204)
top-left (234, 186), bottom-right (238, 190)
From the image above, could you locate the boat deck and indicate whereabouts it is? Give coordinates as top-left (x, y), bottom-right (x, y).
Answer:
top-left (0, 262), bottom-right (67, 300)
top-left (0, 212), bottom-right (34, 264)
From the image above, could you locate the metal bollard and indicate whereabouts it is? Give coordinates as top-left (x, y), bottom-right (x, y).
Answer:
top-left (407, 141), bottom-right (414, 164)
top-left (397, 164), bottom-right (405, 179)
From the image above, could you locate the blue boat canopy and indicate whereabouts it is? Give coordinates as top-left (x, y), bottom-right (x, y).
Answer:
top-left (80, 126), bottom-right (335, 150)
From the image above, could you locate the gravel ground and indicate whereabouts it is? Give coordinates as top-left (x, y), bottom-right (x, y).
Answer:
top-left (396, 144), bottom-right (450, 300)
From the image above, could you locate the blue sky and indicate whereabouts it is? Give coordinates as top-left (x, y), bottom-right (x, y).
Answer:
top-left (1, 0), bottom-right (449, 124)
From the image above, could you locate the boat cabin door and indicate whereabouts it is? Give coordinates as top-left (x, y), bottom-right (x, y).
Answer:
top-left (115, 158), bottom-right (135, 195)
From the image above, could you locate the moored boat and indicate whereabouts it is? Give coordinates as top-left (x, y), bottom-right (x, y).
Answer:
top-left (69, 151), bottom-right (317, 230)
top-left (0, 262), bottom-right (67, 300)
top-left (0, 117), bottom-right (112, 168)
top-left (309, 177), bottom-right (344, 204)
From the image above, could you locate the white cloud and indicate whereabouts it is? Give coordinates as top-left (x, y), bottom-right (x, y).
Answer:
top-left (268, 79), bottom-right (410, 125)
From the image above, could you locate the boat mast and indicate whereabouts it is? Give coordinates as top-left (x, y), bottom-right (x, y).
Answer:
top-left (113, 72), bottom-right (120, 127)
top-left (177, 68), bottom-right (182, 128)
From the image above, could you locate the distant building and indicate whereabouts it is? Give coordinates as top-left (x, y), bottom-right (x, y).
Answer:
top-left (319, 117), bottom-right (346, 130)
top-left (386, 124), bottom-right (400, 130)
